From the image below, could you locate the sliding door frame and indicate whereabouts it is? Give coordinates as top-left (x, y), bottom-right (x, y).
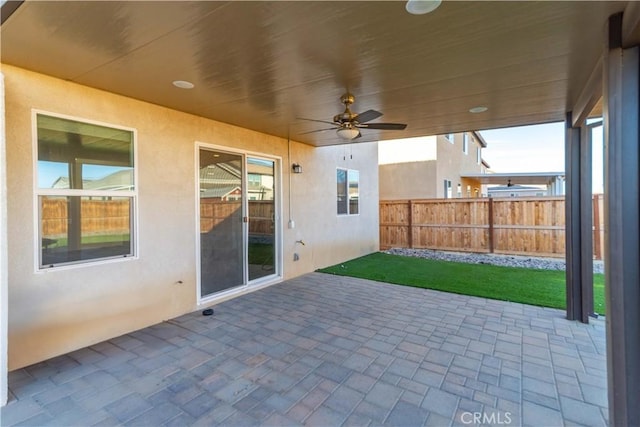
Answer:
top-left (195, 142), bottom-right (283, 305)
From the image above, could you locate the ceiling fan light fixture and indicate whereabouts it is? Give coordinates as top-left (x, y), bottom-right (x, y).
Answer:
top-left (336, 126), bottom-right (360, 140)
top-left (405, 0), bottom-right (442, 15)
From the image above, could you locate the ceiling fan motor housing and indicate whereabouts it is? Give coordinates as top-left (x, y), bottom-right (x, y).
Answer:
top-left (334, 93), bottom-right (358, 124)
top-left (334, 110), bottom-right (357, 124)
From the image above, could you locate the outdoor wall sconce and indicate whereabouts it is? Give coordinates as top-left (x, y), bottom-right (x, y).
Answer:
top-left (292, 163), bottom-right (302, 174)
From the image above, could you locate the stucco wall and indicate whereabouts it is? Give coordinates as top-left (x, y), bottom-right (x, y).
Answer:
top-left (436, 134), bottom-right (484, 198)
top-left (3, 65), bottom-right (379, 369)
top-left (379, 161), bottom-right (438, 200)
top-left (1, 71), bottom-right (8, 406)
top-left (378, 133), bottom-right (483, 200)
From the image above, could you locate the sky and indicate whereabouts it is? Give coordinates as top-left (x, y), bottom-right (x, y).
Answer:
top-left (479, 121), bottom-right (604, 193)
top-left (38, 162), bottom-right (129, 188)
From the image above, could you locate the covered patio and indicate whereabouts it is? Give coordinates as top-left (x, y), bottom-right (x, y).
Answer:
top-left (2, 2), bottom-right (639, 423)
top-left (1, 273), bottom-right (607, 426)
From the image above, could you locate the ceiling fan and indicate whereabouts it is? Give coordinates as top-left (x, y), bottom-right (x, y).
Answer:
top-left (299, 93), bottom-right (407, 141)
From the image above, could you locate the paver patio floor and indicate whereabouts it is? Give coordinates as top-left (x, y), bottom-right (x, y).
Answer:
top-left (1, 272), bottom-right (608, 426)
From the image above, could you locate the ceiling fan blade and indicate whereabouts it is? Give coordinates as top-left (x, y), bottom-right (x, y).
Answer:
top-left (355, 109), bottom-right (383, 123)
top-left (299, 127), bottom-right (336, 135)
top-left (359, 122), bottom-right (407, 130)
top-left (296, 117), bottom-right (337, 126)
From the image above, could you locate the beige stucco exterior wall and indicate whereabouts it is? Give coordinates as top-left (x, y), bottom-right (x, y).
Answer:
top-left (378, 133), bottom-right (484, 200)
top-left (1, 71), bottom-right (8, 406)
top-left (379, 161), bottom-right (437, 200)
top-left (3, 65), bottom-right (379, 370)
top-left (436, 134), bottom-right (484, 198)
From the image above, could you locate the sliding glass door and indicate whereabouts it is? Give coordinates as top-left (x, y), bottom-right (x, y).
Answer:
top-left (198, 148), bottom-right (278, 299)
top-left (199, 149), bottom-right (244, 296)
top-left (247, 157), bottom-right (276, 281)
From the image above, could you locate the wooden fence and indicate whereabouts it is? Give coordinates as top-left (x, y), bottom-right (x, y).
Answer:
top-left (380, 195), bottom-right (605, 259)
top-left (200, 199), bottom-right (274, 235)
top-left (42, 198), bottom-right (131, 238)
top-left (42, 198), bottom-right (275, 238)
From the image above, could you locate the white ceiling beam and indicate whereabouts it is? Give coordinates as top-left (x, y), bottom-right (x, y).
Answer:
top-left (571, 57), bottom-right (603, 127)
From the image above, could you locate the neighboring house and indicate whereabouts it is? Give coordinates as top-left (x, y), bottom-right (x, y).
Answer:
top-left (199, 162), bottom-right (272, 200)
top-left (378, 131), bottom-right (487, 200)
top-left (461, 172), bottom-right (566, 197)
top-left (487, 184), bottom-right (548, 198)
top-left (481, 159), bottom-right (492, 174)
top-left (51, 170), bottom-right (135, 191)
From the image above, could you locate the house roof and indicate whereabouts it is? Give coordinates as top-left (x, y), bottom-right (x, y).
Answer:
top-left (471, 131), bottom-right (488, 148)
top-left (201, 185), bottom-right (241, 199)
top-left (1, 1), bottom-right (634, 146)
top-left (461, 172), bottom-right (565, 186)
top-left (52, 170), bottom-right (134, 191)
top-left (199, 164), bottom-right (241, 188)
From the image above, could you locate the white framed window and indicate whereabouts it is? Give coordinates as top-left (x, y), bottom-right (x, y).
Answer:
top-left (34, 112), bottom-right (137, 269)
top-left (463, 134), bottom-right (469, 154)
top-left (337, 168), bottom-right (359, 215)
top-left (477, 146), bottom-right (481, 164)
top-left (445, 133), bottom-right (455, 144)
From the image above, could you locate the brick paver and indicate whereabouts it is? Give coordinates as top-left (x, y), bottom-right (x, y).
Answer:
top-left (1, 272), bottom-right (607, 426)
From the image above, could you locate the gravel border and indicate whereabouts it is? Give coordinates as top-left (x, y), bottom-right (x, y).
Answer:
top-left (384, 248), bottom-right (605, 274)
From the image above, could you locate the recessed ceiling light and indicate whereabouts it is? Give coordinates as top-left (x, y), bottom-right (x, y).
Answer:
top-left (405, 0), bottom-right (442, 15)
top-left (172, 80), bottom-right (194, 89)
top-left (469, 106), bottom-right (488, 113)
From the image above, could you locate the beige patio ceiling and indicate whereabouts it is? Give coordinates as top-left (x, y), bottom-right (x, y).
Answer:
top-left (0, 1), bottom-right (627, 147)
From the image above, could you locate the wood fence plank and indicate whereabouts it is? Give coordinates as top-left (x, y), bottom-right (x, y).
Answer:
top-left (380, 196), bottom-right (601, 259)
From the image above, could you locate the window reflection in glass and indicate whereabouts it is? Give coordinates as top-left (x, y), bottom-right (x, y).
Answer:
top-left (37, 114), bottom-right (133, 190)
top-left (337, 169), bottom-right (348, 215)
top-left (348, 170), bottom-right (359, 215)
top-left (36, 114), bottom-right (136, 268)
top-left (40, 196), bottom-right (132, 268)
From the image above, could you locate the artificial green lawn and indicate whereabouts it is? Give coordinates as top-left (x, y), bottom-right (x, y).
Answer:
top-left (248, 243), bottom-right (274, 266)
top-left (318, 252), bottom-right (606, 315)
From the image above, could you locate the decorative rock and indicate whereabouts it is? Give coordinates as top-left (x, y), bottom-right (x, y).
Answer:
top-left (384, 248), bottom-right (605, 274)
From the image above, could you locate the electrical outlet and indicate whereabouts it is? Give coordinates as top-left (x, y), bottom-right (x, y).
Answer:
top-left (293, 253), bottom-right (299, 261)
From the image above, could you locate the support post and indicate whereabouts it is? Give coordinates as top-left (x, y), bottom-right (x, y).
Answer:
top-left (604, 12), bottom-right (640, 426)
top-left (565, 112), bottom-right (594, 323)
top-left (565, 113), bottom-right (589, 322)
top-left (579, 125), bottom-right (594, 321)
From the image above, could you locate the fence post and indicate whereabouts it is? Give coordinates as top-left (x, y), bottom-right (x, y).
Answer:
top-left (407, 200), bottom-right (413, 249)
top-left (488, 198), bottom-right (494, 253)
